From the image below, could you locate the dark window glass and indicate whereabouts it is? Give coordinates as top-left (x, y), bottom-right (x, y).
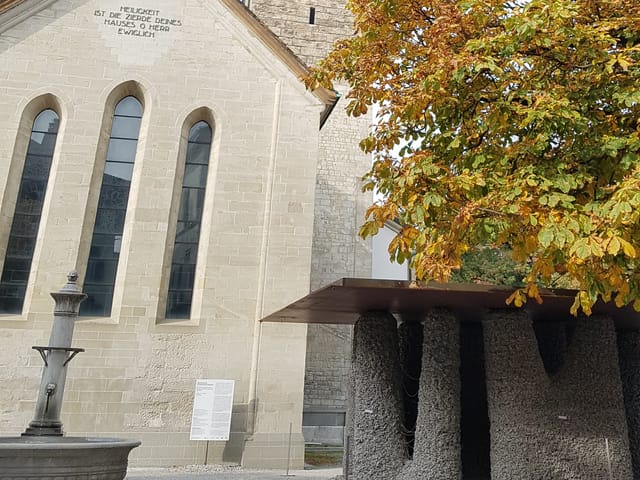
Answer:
top-left (188, 121), bottom-right (212, 143)
top-left (178, 188), bottom-right (206, 221)
top-left (28, 132), bottom-right (58, 156)
top-left (14, 179), bottom-right (47, 214)
top-left (166, 121), bottom-right (212, 319)
top-left (97, 184), bottom-right (130, 210)
top-left (0, 109), bottom-right (59, 313)
top-left (80, 96), bottom-right (142, 317)
top-left (22, 155), bottom-right (53, 180)
top-left (115, 96), bottom-right (143, 117)
top-left (110, 116), bottom-right (142, 140)
top-left (106, 138), bottom-right (138, 162)
top-left (183, 164), bottom-right (208, 188)
top-left (186, 142), bottom-right (211, 165)
top-left (80, 284), bottom-right (114, 317)
top-left (175, 221), bottom-right (201, 243)
top-left (103, 162), bottom-right (134, 182)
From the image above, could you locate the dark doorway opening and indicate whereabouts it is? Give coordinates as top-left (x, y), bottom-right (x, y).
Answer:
top-left (398, 321), bottom-right (423, 458)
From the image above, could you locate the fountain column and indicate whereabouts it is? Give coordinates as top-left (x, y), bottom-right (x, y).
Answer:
top-left (23, 271), bottom-right (86, 436)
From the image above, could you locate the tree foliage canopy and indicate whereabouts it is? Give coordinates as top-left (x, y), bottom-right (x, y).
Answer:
top-left (451, 247), bottom-right (528, 287)
top-left (308, 0), bottom-right (640, 315)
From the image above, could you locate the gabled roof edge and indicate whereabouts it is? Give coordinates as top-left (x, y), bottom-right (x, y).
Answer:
top-left (218, 0), bottom-right (338, 128)
top-left (0, 0), bottom-right (57, 34)
top-left (0, 0), bottom-right (27, 15)
top-left (0, 0), bottom-right (339, 127)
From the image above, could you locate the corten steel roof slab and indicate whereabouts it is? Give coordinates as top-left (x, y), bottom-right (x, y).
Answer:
top-left (261, 278), bottom-right (640, 329)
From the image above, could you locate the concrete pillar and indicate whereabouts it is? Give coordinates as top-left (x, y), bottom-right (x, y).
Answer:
top-left (617, 330), bottom-right (640, 478)
top-left (484, 311), bottom-right (633, 479)
top-left (402, 308), bottom-right (461, 480)
top-left (352, 311), bottom-right (405, 480)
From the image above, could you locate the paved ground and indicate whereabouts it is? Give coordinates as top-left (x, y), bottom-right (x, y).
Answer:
top-left (126, 466), bottom-right (342, 480)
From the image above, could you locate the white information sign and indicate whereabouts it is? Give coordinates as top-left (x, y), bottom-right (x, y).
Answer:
top-left (190, 379), bottom-right (235, 441)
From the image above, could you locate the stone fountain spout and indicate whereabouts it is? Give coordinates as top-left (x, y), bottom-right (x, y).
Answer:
top-left (0, 272), bottom-right (140, 480)
top-left (23, 270), bottom-right (87, 437)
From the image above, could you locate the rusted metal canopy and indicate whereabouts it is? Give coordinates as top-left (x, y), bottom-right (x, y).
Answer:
top-left (261, 278), bottom-right (640, 329)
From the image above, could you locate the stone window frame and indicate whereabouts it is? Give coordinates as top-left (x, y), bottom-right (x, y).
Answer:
top-left (156, 107), bottom-right (217, 325)
top-left (164, 120), bottom-right (212, 320)
top-left (0, 94), bottom-right (64, 317)
top-left (76, 80), bottom-right (149, 322)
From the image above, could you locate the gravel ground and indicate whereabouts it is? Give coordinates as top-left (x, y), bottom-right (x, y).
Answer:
top-left (126, 465), bottom-right (342, 480)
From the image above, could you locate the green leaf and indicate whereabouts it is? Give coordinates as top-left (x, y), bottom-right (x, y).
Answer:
top-left (538, 228), bottom-right (554, 248)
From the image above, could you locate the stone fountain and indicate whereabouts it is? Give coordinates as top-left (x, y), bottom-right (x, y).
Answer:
top-left (0, 272), bottom-right (140, 479)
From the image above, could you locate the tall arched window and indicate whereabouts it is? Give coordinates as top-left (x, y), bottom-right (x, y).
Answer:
top-left (0, 109), bottom-right (60, 313)
top-left (166, 121), bottom-right (212, 319)
top-left (80, 96), bottom-right (142, 317)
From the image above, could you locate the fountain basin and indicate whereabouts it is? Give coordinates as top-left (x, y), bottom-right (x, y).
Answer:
top-left (0, 436), bottom-right (140, 480)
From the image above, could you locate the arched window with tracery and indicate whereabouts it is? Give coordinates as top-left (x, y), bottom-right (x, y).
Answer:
top-left (80, 96), bottom-right (142, 317)
top-left (165, 120), bottom-right (212, 319)
top-left (0, 109), bottom-right (60, 313)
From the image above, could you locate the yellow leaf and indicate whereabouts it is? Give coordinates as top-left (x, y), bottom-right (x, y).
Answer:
top-left (590, 239), bottom-right (604, 258)
top-left (570, 295), bottom-right (580, 316)
top-left (620, 239), bottom-right (637, 259)
top-left (506, 289), bottom-right (526, 308)
top-left (579, 291), bottom-right (593, 316)
top-left (527, 284), bottom-right (543, 304)
top-left (607, 236), bottom-right (621, 256)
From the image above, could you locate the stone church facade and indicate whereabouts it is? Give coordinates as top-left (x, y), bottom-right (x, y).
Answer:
top-left (247, 0), bottom-right (371, 444)
top-left (0, 0), bottom-right (365, 468)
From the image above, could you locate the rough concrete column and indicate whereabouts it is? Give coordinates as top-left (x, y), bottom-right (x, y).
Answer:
top-left (400, 308), bottom-right (461, 480)
top-left (553, 316), bottom-right (632, 479)
top-left (352, 311), bottom-right (405, 480)
top-left (484, 311), bottom-right (633, 480)
top-left (617, 330), bottom-right (640, 478)
top-left (484, 310), bottom-right (553, 480)
top-left (344, 345), bottom-right (355, 479)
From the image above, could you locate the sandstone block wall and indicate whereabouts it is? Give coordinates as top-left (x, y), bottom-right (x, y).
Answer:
top-left (302, 83), bottom-right (372, 422)
top-left (0, 0), bottom-right (322, 468)
top-left (248, 0), bottom-right (373, 424)
top-left (248, 0), bottom-right (354, 66)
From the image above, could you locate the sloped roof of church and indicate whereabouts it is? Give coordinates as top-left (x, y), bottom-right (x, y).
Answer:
top-left (0, 0), bottom-right (337, 125)
top-left (0, 0), bottom-right (22, 14)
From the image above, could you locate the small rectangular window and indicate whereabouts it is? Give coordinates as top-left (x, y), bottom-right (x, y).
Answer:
top-left (309, 7), bottom-right (315, 25)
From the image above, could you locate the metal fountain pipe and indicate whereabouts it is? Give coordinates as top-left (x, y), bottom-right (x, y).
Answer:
top-left (22, 271), bottom-right (87, 437)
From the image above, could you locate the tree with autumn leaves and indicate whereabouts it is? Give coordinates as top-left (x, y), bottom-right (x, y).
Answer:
top-left (308, 0), bottom-right (640, 315)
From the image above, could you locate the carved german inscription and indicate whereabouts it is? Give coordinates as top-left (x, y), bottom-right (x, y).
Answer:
top-left (94, 6), bottom-right (183, 38)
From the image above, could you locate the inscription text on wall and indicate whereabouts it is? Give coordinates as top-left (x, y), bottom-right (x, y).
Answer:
top-left (94, 6), bottom-right (183, 38)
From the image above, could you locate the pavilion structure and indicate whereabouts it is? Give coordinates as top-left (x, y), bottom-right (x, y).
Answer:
top-left (262, 278), bottom-right (640, 480)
